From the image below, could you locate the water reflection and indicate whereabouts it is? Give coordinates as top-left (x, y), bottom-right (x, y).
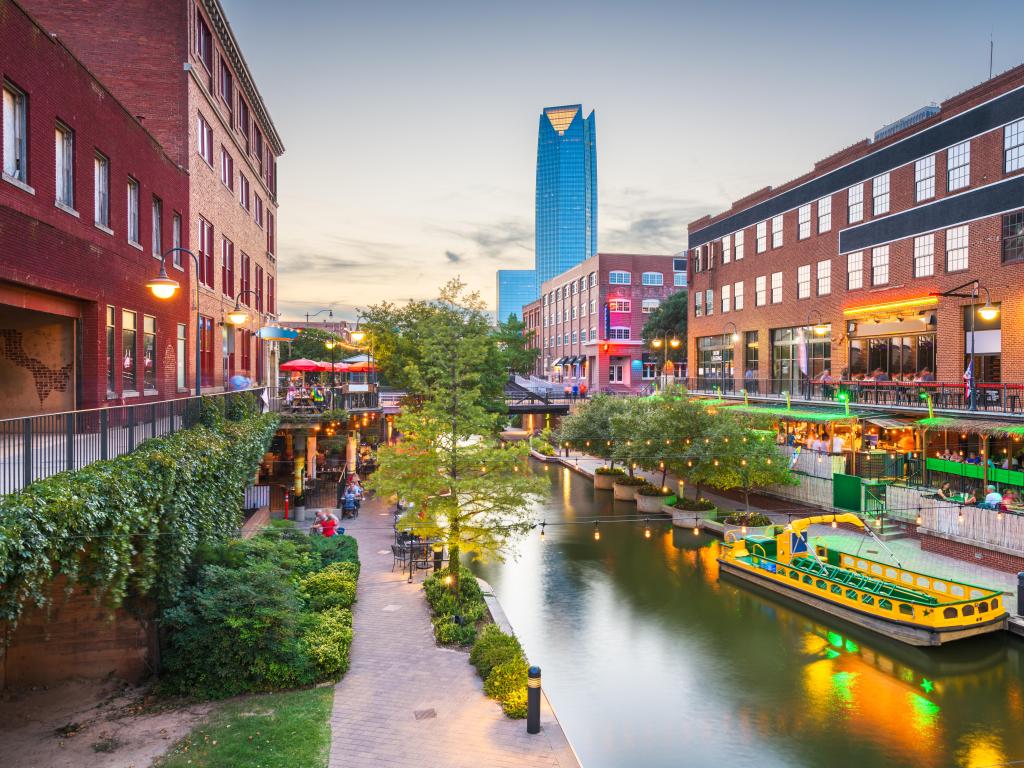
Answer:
top-left (473, 463), bottom-right (1024, 768)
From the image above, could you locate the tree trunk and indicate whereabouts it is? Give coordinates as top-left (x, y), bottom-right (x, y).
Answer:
top-left (744, 487), bottom-right (750, 511)
top-left (448, 543), bottom-right (461, 594)
top-left (661, 466), bottom-right (668, 486)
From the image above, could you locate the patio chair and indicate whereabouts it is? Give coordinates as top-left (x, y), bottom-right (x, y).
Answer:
top-left (391, 544), bottom-right (409, 572)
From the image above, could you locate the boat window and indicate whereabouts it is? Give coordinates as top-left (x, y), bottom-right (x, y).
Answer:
top-left (950, 585), bottom-right (965, 597)
top-left (901, 573), bottom-right (914, 585)
top-left (933, 581), bottom-right (947, 593)
top-left (831, 584), bottom-right (843, 595)
top-left (898, 604), bottom-right (914, 616)
top-left (977, 601), bottom-right (988, 612)
top-left (991, 597), bottom-right (1000, 609)
top-left (845, 589), bottom-right (858, 600)
top-left (841, 555), bottom-right (853, 567)
top-left (790, 570), bottom-right (800, 580)
top-left (886, 568), bottom-right (898, 579)
top-left (962, 605), bottom-right (975, 616)
top-left (943, 607), bottom-right (959, 619)
top-left (856, 560), bottom-right (868, 570)
top-left (969, 589), bottom-right (984, 599)
top-left (803, 575), bottom-right (813, 585)
top-left (878, 599), bottom-right (893, 610)
top-left (916, 576), bottom-right (931, 588)
top-left (870, 564), bottom-right (883, 575)
top-left (815, 579), bottom-right (827, 590)
top-left (816, 547), bottom-right (826, 557)
top-left (861, 594), bottom-right (875, 605)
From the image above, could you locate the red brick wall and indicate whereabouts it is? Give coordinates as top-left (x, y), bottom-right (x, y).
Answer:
top-left (0, 2), bottom-right (190, 410)
top-left (912, 528), bottom-right (1024, 573)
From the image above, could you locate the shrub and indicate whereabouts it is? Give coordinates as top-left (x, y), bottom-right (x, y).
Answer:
top-left (636, 483), bottom-right (672, 496)
top-left (532, 441), bottom-right (556, 457)
top-left (470, 624), bottom-right (523, 679)
top-left (595, 466), bottom-right (625, 476)
top-left (303, 606), bottom-right (354, 678)
top-left (500, 688), bottom-right (529, 719)
top-left (614, 476), bottom-right (647, 486)
top-left (309, 534), bottom-right (360, 573)
top-left (301, 562), bottom-right (358, 612)
top-left (724, 511), bottom-right (772, 527)
top-left (484, 657), bottom-right (529, 719)
top-left (673, 496), bottom-right (716, 512)
top-left (423, 567), bottom-right (486, 644)
top-left (433, 615), bottom-right (477, 645)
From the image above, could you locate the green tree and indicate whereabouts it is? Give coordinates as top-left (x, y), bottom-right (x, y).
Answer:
top-left (492, 313), bottom-right (540, 377)
top-left (284, 327), bottom-right (350, 366)
top-left (555, 395), bottom-right (628, 468)
top-left (642, 290), bottom-right (688, 362)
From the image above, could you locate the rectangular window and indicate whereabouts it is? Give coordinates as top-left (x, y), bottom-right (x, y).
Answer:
top-left (608, 299), bottom-right (631, 312)
top-left (239, 173), bottom-right (250, 211)
top-left (199, 315), bottom-right (215, 387)
top-left (571, 304), bottom-right (577, 320)
top-left (1000, 210), bottom-right (1024, 264)
top-left (254, 195), bottom-right (264, 227)
top-left (946, 225), bottom-right (969, 272)
top-left (198, 216), bottom-right (214, 287)
top-left (571, 330), bottom-right (577, 344)
top-left (1005, 118), bottom-right (1024, 173)
top-left (197, 112), bottom-right (213, 165)
top-left (127, 178), bottom-right (140, 244)
top-left (609, 270), bottom-right (631, 284)
top-left (797, 265), bottom-right (811, 299)
top-left (847, 184), bottom-right (863, 223)
top-left (219, 56), bottom-right (234, 121)
top-left (705, 289), bottom-right (714, 316)
top-left (722, 234), bottom-right (731, 263)
top-left (641, 271), bottom-right (664, 286)
top-left (734, 229), bottom-right (744, 260)
top-left (872, 173), bottom-right (890, 215)
top-left (106, 305), bottom-right (116, 394)
top-left (817, 259), bottom-right (831, 295)
top-left (721, 284), bottom-right (731, 313)
top-left (151, 196), bottom-right (162, 255)
top-left (771, 272), bottom-right (783, 304)
top-left (176, 322), bottom-right (186, 390)
top-left (915, 155), bottom-right (936, 201)
top-left (3, 82), bottom-right (28, 182)
top-left (871, 245), bottom-right (890, 285)
top-left (589, 326), bottom-right (596, 342)
top-left (913, 234), bottom-right (934, 277)
top-left (268, 274), bottom-right (275, 314)
top-left (609, 327), bottom-right (631, 340)
top-left (172, 213), bottom-right (182, 266)
top-left (674, 272), bottom-right (686, 287)
top-left (590, 271), bottom-right (597, 287)
top-left (947, 140), bottom-right (970, 191)
top-left (694, 291), bottom-right (703, 317)
top-left (55, 122), bottom-right (74, 207)
top-left (847, 251), bottom-right (864, 289)
top-left (220, 147), bottom-right (234, 190)
top-left (239, 252), bottom-right (250, 301)
top-left (798, 204), bottom-right (811, 239)
top-left (221, 238), bottom-right (234, 296)
top-left (734, 281), bottom-right (744, 311)
top-left (756, 221), bottom-right (767, 253)
top-left (239, 329), bottom-right (251, 372)
top-left (571, 281), bottom-right (577, 295)
top-left (641, 299), bottom-right (660, 314)
top-left (589, 298), bottom-right (596, 315)
top-left (238, 99), bottom-right (251, 152)
top-left (267, 211), bottom-right (275, 255)
top-left (121, 310), bottom-right (137, 392)
top-left (771, 215), bottom-right (783, 248)
top-left (195, 13), bottom-right (213, 72)
top-left (755, 276), bottom-right (767, 307)
top-left (818, 196), bottom-right (832, 233)
top-left (93, 153), bottom-right (109, 227)
top-left (143, 315), bottom-right (157, 391)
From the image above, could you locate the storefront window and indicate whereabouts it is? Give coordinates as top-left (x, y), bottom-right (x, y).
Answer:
top-left (121, 310), bottom-right (137, 392)
top-left (106, 306), bottom-right (116, 395)
top-left (771, 325), bottom-right (831, 394)
top-left (143, 316), bottom-right (157, 391)
top-left (848, 334), bottom-right (935, 380)
top-left (642, 352), bottom-right (658, 380)
top-left (697, 335), bottom-right (735, 391)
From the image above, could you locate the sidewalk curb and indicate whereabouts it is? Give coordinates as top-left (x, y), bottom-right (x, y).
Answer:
top-left (478, 578), bottom-right (585, 768)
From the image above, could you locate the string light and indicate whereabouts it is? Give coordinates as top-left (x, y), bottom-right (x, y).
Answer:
top-left (831, 517), bottom-right (837, 529)
top-left (692, 523), bottom-right (699, 535)
top-left (915, 512), bottom-right (922, 525)
top-left (644, 519), bottom-right (652, 539)
top-left (593, 522), bottom-right (601, 541)
top-left (539, 522), bottom-right (546, 541)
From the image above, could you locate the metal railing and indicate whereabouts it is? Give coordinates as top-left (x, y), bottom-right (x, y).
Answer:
top-left (0, 389), bottom-right (266, 496)
top-left (266, 386), bottom-right (380, 417)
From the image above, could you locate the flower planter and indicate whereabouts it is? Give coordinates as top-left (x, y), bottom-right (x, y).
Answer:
top-left (722, 524), bottom-right (775, 542)
top-left (613, 481), bottom-right (643, 501)
top-left (594, 472), bottom-right (624, 490)
top-left (636, 493), bottom-right (675, 513)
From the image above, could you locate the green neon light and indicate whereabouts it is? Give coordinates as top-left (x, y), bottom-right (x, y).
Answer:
top-left (920, 678), bottom-right (934, 694)
top-left (844, 639), bottom-right (859, 654)
top-left (827, 631), bottom-right (843, 648)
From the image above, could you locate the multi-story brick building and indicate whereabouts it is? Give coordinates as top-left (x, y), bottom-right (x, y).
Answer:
top-left (686, 66), bottom-right (1024, 402)
top-left (1, 0), bottom-right (190, 418)
top-left (524, 253), bottom-right (685, 393)
top-left (25, 0), bottom-right (285, 391)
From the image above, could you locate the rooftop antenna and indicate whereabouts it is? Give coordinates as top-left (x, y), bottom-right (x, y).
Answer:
top-left (989, 33), bottom-right (994, 79)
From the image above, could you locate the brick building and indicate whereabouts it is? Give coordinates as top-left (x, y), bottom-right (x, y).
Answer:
top-left (25, 0), bottom-right (285, 391)
top-left (524, 253), bottom-right (685, 393)
top-left (1, 1), bottom-right (190, 418)
top-left (686, 66), bottom-right (1024, 400)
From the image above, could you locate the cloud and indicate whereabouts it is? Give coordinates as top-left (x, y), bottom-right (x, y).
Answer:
top-left (437, 217), bottom-right (533, 260)
top-left (445, 250), bottom-right (462, 263)
top-left (600, 190), bottom-right (721, 253)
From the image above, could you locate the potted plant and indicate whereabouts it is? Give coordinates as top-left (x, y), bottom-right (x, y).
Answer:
top-left (635, 483), bottom-right (676, 513)
top-left (612, 474), bottom-right (647, 501)
top-left (671, 495), bottom-right (716, 529)
top-left (594, 465), bottom-right (626, 490)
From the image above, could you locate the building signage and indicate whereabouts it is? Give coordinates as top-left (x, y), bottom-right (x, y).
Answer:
top-left (603, 302), bottom-right (610, 339)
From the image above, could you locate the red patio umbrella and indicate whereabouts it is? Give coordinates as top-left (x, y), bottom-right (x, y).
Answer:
top-left (345, 362), bottom-right (378, 373)
top-left (280, 358), bottom-right (321, 372)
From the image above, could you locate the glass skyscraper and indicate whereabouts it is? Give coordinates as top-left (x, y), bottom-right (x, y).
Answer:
top-left (496, 269), bottom-right (537, 323)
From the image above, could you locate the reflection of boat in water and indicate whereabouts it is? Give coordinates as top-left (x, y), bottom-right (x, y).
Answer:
top-left (718, 513), bottom-right (1007, 646)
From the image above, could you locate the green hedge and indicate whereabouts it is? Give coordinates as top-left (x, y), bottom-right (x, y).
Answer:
top-left (471, 624), bottom-right (529, 719)
top-left (423, 566), bottom-right (486, 646)
top-left (0, 406), bottom-right (279, 625)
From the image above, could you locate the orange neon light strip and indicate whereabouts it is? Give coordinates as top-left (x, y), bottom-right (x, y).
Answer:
top-left (843, 296), bottom-right (938, 317)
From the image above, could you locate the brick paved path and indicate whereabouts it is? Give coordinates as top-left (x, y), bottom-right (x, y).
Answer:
top-left (328, 496), bottom-right (571, 768)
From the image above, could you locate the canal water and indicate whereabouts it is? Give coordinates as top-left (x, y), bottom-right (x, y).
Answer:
top-left (473, 463), bottom-right (1024, 768)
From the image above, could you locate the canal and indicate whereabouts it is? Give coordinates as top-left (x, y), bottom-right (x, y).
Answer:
top-left (474, 463), bottom-right (1024, 768)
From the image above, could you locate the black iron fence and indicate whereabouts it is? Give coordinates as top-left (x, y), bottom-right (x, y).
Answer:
top-left (267, 386), bottom-right (379, 416)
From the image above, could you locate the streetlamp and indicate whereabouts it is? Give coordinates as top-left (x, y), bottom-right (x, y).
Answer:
top-left (932, 280), bottom-right (999, 411)
top-left (324, 338), bottom-right (340, 386)
top-left (807, 311), bottom-right (829, 337)
top-left (147, 247), bottom-right (201, 396)
top-left (305, 308), bottom-right (333, 325)
top-left (722, 321), bottom-right (739, 394)
top-left (649, 331), bottom-right (681, 380)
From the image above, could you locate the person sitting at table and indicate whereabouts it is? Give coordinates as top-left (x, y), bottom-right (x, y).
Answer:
top-left (950, 451), bottom-right (964, 462)
top-left (311, 509), bottom-right (341, 537)
top-left (963, 488), bottom-right (980, 505)
top-left (1002, 489), bottom-right (1018, 506)
top-left (917, 367), bottom-right (935, 382)
top-left (872, 368), bottom-right (890, 382)
top-left (938, 449), bottom-right (952, 460)
top-left (934, 481), bottom-right (953, 500)
top-left (982, 485), bottom-right (1003, 508)
top-left (965, 451), bottom-right (981, 465)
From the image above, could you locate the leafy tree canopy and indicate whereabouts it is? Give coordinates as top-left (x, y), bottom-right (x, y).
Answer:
top-left (492, 313), bottom-right (540, 377)
top-left (641, 290), bottom-right (688, 360)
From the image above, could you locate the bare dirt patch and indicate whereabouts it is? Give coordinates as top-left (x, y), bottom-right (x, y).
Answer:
top-left (0, 678), bottom-right (214, 768)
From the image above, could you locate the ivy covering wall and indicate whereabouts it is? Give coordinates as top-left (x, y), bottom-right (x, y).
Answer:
top-left (0, 399), bottom-right (279, 626)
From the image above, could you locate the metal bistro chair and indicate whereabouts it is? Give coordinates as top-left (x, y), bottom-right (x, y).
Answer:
top-left (391, 544), bottom-right (409, 572)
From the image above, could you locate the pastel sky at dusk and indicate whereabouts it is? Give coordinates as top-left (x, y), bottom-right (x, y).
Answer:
top-left (222, 0), bottom-right (1024, 322)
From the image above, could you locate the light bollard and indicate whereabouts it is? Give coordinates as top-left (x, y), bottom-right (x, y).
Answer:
top-left (527, 666), bottom-right (541, 734)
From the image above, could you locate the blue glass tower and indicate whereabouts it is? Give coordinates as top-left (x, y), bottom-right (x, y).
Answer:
top-left (535, 105), bottom-right (597, 285)
top-left (496, 269), bottom-right (538, 323)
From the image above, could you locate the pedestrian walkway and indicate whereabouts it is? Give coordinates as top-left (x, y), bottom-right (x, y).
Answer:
top-left (328, 495), bottom-right (575, 768)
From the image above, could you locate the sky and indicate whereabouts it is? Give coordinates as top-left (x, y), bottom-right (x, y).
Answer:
top-left (222, 0), bottom-right (1024, 322)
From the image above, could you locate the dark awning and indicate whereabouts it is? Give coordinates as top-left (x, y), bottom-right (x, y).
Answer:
top-left (552, 357), bottom-right (564, 366)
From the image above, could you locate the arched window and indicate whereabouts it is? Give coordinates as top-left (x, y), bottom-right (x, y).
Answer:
top-left (641, 271), bottom-right (664, 286)
top-left (609, 270), bottom-right (631, 285)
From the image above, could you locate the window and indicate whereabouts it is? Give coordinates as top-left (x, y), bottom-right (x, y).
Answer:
top-left (818, 196), bottom-right (832, 232)
top-left (734, 281), bottom-right (744, 311)
top-left (238, 99), bottom-right (251, 152)
top-left (3, 82), bottom-right (28, 182)
top-left (221, 238), bottom-right (235, 296)
top-left (871, 245), bottom-right (889, 285)
top-left (590, 298), bottom-right (596, 315)
top-left (721, 284), bottom-right (731, 313)
top-left (847, 184), bottom-right (863, 223)
top-left (744, 331), bottom-right (758, 377)
top-left (122, 310), bottom-right (137, 392)
top-left (948, 141), bottom-right (970, 190)
top-left (608, 327), bottom-right (631, 340)
top-left (143, 316), bottom-right (157, 391)
top-left (254, 195), bottom-right (264, 227)
top-left (608, 299), bottom-right (631, 312)
top-left (1005, 118), bottom-right (1024, 172)
top-left (127, 178), bottom-right (140, 244)
top-left (771, 272), bottom-right (782, 304)
top-left (571, 304), bottom-right (577, 320)
top-left (771, 215), bottom-right (783, 248)
top-left (198, 216), bottom-right (214, 287)
top-left (847, 251), bottom-right (864, 289)
top-left (219, 56), bottom-right (234, 121)
top-left (580, 329), bottom-right (587, 343)
top-left (642, 358), bottom-right (657, 380)
top-left (755, 276), bottom-right (767, 307)
top-left (694, 291), bottom-right (703, 317)
top-left (571, 331), bottom-right (577, 344)
top-left (571, 281), bottom-right (577, 295)
top-left (641, 271), bottom-right (664, 286)
top-left (817, 259), bottom-right (831, 296)
top-left (267, 211), bottom-right (275, 256)
top-left (642, 299), bottom-right (660, 313)
top-left (93, 153), bottom-right (109, 227)
top-left (199, 315), bottom-right (215, 387)
top-left (176, 322), bottom-right (187, 390)
top-left (590, 272), bottom-right (597, 287)
top-left (239, 173), bottom-right (250, 211)
top-left (106, 306), bottom-right (116, 394)
top-left (722, 235), bottom-right (732, 263)
top-left (172, 213), bottom-right (182, 266)
top-left (609, 270), bottom-right (631, 284)
top-left (913, 234), bottom-right (934, 277)
top-left (195, 13), bottom-right (213, 73)
top-left (589, 326), bottom-right (596, 342)
top-left (239, 251), bottom-right (251, 301)
top-left (872, 173), bottom-right (890, 215)
top-left (55, 122), bottom-right (74, 207)
top-left (151, 197), bottom-right (163, 255)
top-left (220, 147), bottom-right (234, 190)
top-left (239, 328), bottom-right (251, 372)
top-left (915, 155), bottom-right (936, 201)
top-left (563, 334), bottom-right (569, 345)
top-left (756, 221), bottom-right (767, 253)
top-left (608, 362), bottom-right (624, 383)
top-left (798, 205), bottom-right (811, 239)
top-left (197, 112), bottom-right (213, 165)
top-left (797, 265), bottom-right (811, 299)
top-left (944, 225), bottom-right (968, 272)
top-left (674, 272), bottom-right (686, 287)
top-left (1001, 210), bottom-right (1024, 264)
top-left (705, 289), bottom-right (714, 316)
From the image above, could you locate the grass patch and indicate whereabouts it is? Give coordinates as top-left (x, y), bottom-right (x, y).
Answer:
top-left (157, 687), bottom-right (333, 768)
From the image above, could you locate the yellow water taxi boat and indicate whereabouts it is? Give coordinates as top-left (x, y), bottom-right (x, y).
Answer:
top-left (718, 513), bottom-right (1007, 646)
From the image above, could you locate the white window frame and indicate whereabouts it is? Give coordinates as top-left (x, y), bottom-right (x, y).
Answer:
top-left (94, 152), bottom-right (109, 227)
top-left (721, 284), bottom-right (731, 313)
top-left (590, 298), bottom-right (596, 315)
top-left (770, 272), bottom-right (782, 304)
top-left (756, 221), bottom-right (767, 253)
top-left (55, 122), bottom-right (74, 208)
top-left (847, 251), bottom-right (864, 290)
top-left (872, 173), bottom-right (890, 215)
top-left (1005, 118), bottom-right (1024, 173)
top-left (915, 155), bottom-right (936, 201)
top-left (694, 291), bottom-right (703, 317)
top-left (608, 299), bottom-right (631, 313)
top-left (946, 225), bottom-right (969, 272)
top-left (771, 215), bottom-right (783, 248)
top-left (733, 281), bottom-right (744, 311)
top-left (3, 82), bottom-right (28, 183)
top-left (641, 299), bottom-right (660, 314)
top-left (127, 177), bottom-right (140, 245)
top-left (609, 270), bottom-right (631, 285)
top-left (641, 271), bottom-right (664, 286)
top-left (817, 196), bottom-right (832, 233)
top-left (674, 272), bottom-right (686, 287)
top-left (722, 234), bottom-right (731, 263)
top-left (871, 246), bottom-right (889, 286)
top-left (755, 276), bottom-right (767, 307)
top-left (197, 112), bottom-right (213, 165)
top-left (847, 184), bottom-right (863, 224)
top-left (797, 265), bottom-right (811, 299)
top-left (913, 234), bottom-right (934, 277)
top-left (151, 196), bottom-right (162, 256)
top-left (609, 327), bottom-right (631, 340)
top-left (734, 229), bottom-right (745, 260)
top-left (947, 141), bottom-right (970, 191)
top-left (798, 204), bottom-right (811, 239)
top-left (816, 259), bottom-right (831, 296)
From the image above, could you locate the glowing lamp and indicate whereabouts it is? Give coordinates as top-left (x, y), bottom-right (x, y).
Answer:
top-left (146, 267), bottom-right (180, 299)
top-left (225, 303), bottom-right (249, 326)
top-left (670, 338), bottom-right (681, 348)
top-left (731, 332), bottom-right (740, 343)
top-left (349, 329), bottom-right (367, 343)
top-left (812, 323), bottom-right (829, 337)
top-left (651, 338), bottom-right (663, 348)
top-left (978, 302), bottom-right (999, 321)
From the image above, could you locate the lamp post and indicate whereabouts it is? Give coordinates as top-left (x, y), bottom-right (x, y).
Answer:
top-left (305, 308), bottom-right (333, 325)
top-left (649, 331), bottom-right (681, 388)
top-left (722, 321), bottom-right (739, 394)
top-left (932, 280), bottom-right (999, 411)
top-left (223, 289), bottom-right (264, 385)
top-left (324, 338), bottom-right (339, 386)
top-left (147, 247), bottom-right (202, 396)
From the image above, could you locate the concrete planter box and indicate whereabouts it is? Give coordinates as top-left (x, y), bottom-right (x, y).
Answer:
top-left (636, 493), bottom-right (676, 513)
top-left (722, 524), bottom-right (776, 542)
top-left (670, 506), bottom-right (718, 529)
top-left (594, 472), bottom-right (625, 490)
top-left (613, 481), bottom-right (644, 501)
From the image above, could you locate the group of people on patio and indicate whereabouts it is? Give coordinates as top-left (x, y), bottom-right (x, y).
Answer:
top-left (932, 481), bottom-right (1021, 510)
top-left (935, 448), bottom-right (1024, 468)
